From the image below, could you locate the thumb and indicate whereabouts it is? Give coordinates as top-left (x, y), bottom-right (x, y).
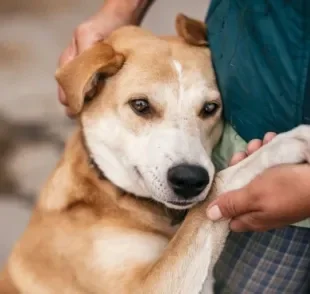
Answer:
top-left (206, 188), bottom-right (252, 221)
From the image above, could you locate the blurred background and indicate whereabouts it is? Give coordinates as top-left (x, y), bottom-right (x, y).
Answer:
top-left (0, 0), bottom-right (209, 266)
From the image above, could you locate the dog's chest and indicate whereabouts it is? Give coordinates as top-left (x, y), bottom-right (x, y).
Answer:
top-left (91, 227), bottom-right (169, 271)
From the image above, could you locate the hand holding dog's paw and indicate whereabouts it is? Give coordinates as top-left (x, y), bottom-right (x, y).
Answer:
top-left (207, 164), bottom-right (310, 232)
top-left (229, 132), bottom-right (276, 166)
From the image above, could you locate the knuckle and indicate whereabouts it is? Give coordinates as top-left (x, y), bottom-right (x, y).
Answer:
top-left (245, 215), bottom-right (265, 232)
top-left (58, 41), bottom-right (76, 67)
top-left (75, 22), bottom-right (91, 38)
top-left (225, 196), bottom-right (239, 217)
top-left (251, 191), bottom-right (261, 206)
top-left (230, 220), bottom-right (244, 232)
top-left (266, 131), bottom-right (277, 139)
top-left (58, 50), bottom-right (68, 66)
top-left (247, 180), bottom-right (262, 204)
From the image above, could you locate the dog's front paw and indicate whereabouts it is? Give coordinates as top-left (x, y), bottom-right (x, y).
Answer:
top-left (288, 125), bottom-right (310, 162)
top-left (270, 125), bottom-right (310, 164)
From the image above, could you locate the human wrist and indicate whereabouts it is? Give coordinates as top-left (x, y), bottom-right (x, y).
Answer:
top-left (292, 164), bottom-right (310, 214)
top-left (99, 0), bottom-right (154, 25)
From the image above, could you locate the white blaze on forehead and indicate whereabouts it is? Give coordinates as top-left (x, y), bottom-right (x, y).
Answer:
top-left (173, 60), bottom-right (183, 80)
top-left (148, 59), bottom-right (220, 117)
top-left (171, 59), bottom-right (220, 101)
top-left (172, 60), bottom-right (184, 104)
top-left (170, 59), bottom-right (208, 119)
top-left (172, 59), bottom-right (187, 118)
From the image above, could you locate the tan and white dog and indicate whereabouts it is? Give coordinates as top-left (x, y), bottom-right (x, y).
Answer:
top-left (1, 14), bottom-right (310, 294)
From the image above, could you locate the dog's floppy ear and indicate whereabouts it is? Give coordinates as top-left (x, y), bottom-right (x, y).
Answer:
top-left (55, 42), bottom-right (125, 115)
top-left (175, 13), bottom-right (208, 46)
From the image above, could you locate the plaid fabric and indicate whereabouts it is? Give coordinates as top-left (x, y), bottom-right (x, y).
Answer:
top-left (213, 226), bottom-right (310, 293)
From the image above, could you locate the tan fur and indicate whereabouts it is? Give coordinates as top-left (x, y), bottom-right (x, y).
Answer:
top-left (1, 15), bottom-right (212, 293)
top-left (56, 43), bottom-right (125, 115)
top-left (2, 13), bottom-right (310, 294)
top-left (6, 131), bottom-right (175, 293)
top-left (175, 13), bottom-right (208, 46)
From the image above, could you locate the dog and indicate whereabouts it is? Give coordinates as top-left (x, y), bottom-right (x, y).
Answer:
top-left (1, 14), bottom-right (310, 294)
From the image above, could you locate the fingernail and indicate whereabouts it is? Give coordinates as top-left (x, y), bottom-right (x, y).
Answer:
top-left (207, 205), bottom-right (223, 221)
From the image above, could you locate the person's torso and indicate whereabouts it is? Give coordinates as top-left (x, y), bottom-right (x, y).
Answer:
top-left (206, 0), bottom-right (310, 142)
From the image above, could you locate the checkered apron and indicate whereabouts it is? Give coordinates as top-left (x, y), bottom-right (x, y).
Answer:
top-left (213, 226), bottom-right (310, 293)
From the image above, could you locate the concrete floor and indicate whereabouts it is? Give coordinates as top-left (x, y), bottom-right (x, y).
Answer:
top-left (0, 0), bottom-right (210, 267)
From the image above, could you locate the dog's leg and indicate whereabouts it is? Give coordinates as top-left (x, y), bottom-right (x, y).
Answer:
top-left (138, 125), bottom-right (310, 294)
top-left (199, 125), bottom-right (310, 292)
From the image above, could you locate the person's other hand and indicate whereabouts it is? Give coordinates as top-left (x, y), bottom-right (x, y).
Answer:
top-left (58, 0), bottom-right (152, 116)
top-left (207, 163), bottom-right (310, 232)
top-left (207, 132), bottom-right (310, 232)
top-left (228, 132), bottom-right (277, 166)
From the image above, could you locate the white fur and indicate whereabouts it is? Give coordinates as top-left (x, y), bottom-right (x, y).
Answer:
top-left (92, 228), bottom-right (168, 271)
top-left (173, 60), bottom-right (182, 81)
top-left (178, 224), bottom-right (214, 294)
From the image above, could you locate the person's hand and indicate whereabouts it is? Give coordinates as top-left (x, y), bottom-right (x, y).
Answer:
top-left (228, 132), bottom-right (277, 166)
top-left (58, 0), bottom-right (153, 116)
top-left (206, 132), bottom-right (310, 232)
top-left (207, 164), bottom-right (310, 232)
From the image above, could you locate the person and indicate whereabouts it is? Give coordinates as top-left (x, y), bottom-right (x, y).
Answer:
top-left (57, 0), bottom-right (310, 292)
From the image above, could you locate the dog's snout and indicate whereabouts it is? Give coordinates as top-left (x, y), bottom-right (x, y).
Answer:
top-left (167, 164), bottom-right (209, 199)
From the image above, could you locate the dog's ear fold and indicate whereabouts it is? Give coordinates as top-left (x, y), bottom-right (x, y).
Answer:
top-left (175, 13), bottom-right (208, 46)
top-left (55, 42), bottom-right (125, 115)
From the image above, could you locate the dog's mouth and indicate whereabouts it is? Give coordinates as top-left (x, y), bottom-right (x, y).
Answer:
top-left (167, 200), bottom-right (195, 206)
top-left (164, 199), bottom-right (198, 210)
top-left (134, 166), bottom-right (204, 210)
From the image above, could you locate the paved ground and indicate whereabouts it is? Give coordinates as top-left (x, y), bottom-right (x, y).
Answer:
top-left (0, 0), bottom-right (210, 266)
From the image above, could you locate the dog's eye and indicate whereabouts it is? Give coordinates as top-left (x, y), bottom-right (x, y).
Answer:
top-left (200, 102), bottom-right (219, 118)
top-left (129, 99), bottom-right (151, 116)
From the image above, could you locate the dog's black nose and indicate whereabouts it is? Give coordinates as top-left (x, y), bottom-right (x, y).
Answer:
top-left (167, 164), bottom-right (209, 199)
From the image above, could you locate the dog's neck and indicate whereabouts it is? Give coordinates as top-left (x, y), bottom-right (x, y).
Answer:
top-left (38, 129), bottom-right (187, 230)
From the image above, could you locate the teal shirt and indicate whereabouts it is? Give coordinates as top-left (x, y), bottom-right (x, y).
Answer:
top-left (206, 0), bottom-right (310, 142)
top-left (207, 0), bottom-right (310, 228)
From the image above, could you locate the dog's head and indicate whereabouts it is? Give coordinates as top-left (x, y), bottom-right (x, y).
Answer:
top-left (56, 14), bottom-right (223, 210)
